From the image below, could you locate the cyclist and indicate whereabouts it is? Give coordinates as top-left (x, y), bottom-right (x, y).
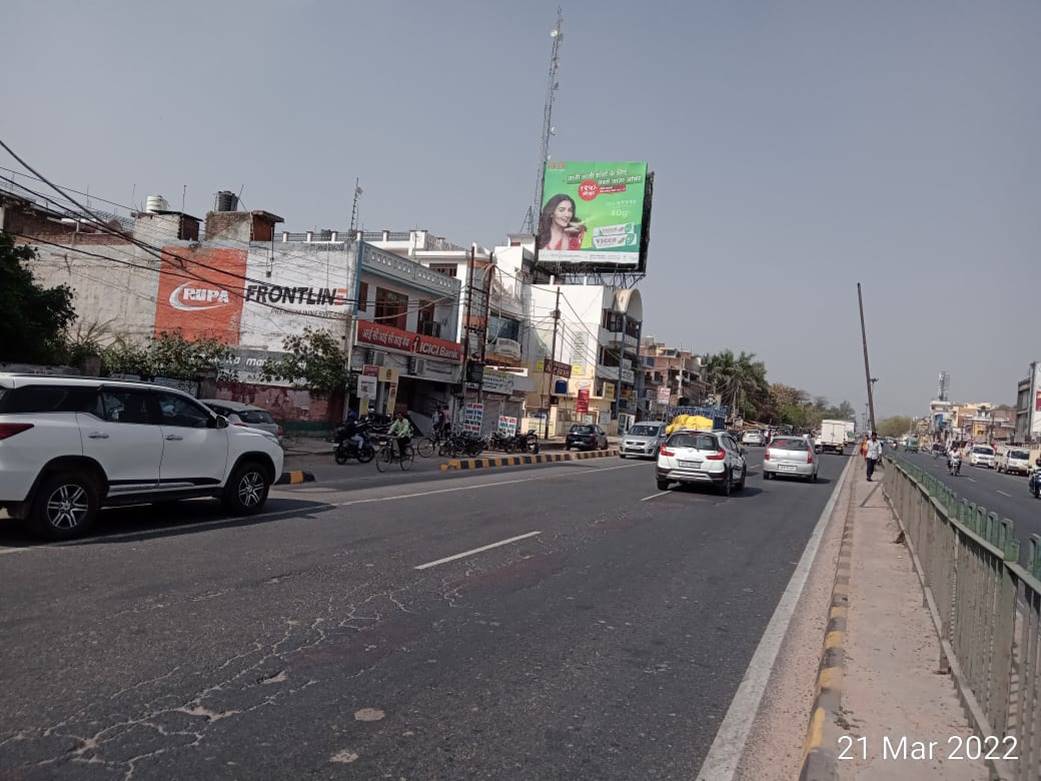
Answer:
top-left (388, 410), bottom-right (413, 460)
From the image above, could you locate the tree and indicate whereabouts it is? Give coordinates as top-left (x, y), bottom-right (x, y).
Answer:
top-left (0, 231), bottom-right (76, 363)
top-left (260, 327), bottom-right (350, 398)
top-left (704, 350), bottom-right (770, 421)
top-left (877, 416), bottom-right (912, 438)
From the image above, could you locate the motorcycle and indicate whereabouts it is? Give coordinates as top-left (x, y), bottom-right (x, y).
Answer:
top-left (1029, 460), bottom-right (1041, 499)
top-left (948, 454), bottom-right (961, 476)
top-left (333, 422), bottom-right (376, 464)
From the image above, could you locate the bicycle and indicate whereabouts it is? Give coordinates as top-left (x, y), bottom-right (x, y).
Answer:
top-left (374, 436), bottom-right (415, 472)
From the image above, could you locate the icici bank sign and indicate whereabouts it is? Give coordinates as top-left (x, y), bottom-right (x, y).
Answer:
top-left (356, 320), bottom-right (463, 363)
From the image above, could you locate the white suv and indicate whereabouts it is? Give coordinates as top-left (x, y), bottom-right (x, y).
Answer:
top-left (656, 429), bottom-right (747, 495)
top-left (0, 374), bottom-right (284, 540)
top-left (968, 445), bottom-right (996, 469)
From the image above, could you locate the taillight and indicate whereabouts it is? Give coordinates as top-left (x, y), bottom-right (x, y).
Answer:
top-left (706, 449), bottom-right (726, 460)
top-left (660, 445), bottom-right (675, 457)
top-left (806, 450), bottom-right (814, 464)
top-left (764, 449), bottom-right (771, 461)
top-left (0, 423), bottom-right (34, 440)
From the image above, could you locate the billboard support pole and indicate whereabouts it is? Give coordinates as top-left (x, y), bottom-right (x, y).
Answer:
top-left (545, 286), bottom-right (561, 439)
top-left (857, 282), bottom-right (877, 435)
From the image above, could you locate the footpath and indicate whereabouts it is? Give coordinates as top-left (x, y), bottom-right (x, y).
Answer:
top-left (802, 459), bottom-right (988, 780)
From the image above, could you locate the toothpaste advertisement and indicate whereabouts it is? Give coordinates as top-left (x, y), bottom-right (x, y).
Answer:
top-left (537, 161), bottom-right (648, 267)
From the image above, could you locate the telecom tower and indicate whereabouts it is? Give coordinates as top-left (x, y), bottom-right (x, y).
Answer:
top-left (937, 370), bottom-right (950, 402)
top-left (521, 8), bottom-right (564, 235)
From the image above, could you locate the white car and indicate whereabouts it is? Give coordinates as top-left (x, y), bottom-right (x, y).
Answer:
top-left (656, 429), bottom-right (747, 495)
top-left (741, 430), bottom-right (764, 447)
top-left (763, 435), bottom-right (819, 482)
top-left (968, 445), bottom-right (996, 469)
top-left (996, 448), bottom-right (1032, 476)
top-left (0, 374), bottom-right (284, 540)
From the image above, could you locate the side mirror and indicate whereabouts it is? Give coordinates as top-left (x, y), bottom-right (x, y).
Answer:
top-left (212, 415), bottom-right (229, 429)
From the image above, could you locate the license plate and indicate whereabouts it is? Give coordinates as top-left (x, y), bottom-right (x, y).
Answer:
top-left (778, 464), bottom-right (798, 472)
top-left (679, 460), bottom-right (702, 468)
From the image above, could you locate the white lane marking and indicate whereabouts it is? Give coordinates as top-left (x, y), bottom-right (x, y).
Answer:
top-left (967, 477), bottom-right (976, 483)
top-left (414, 531), bottom-right (542, 570)
top-left (695, 453), bottom-right (854, 781)
top-left (640, 491), bottom-right (670, 502)
top-left (997, 490), bottom-right (1012, 498)
top-left (333, 462), bottom-right (647, 508)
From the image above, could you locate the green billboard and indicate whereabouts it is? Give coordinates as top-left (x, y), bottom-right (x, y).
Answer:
top-left (538, 161), bottom-right (649, 267)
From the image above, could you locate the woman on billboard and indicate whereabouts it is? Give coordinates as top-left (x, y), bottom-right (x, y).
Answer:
top-left (537, 194), bottom-right (587, 251)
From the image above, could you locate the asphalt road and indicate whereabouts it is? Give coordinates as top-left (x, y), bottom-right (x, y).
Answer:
top-left (1, 448), bottom-right (847, 780)
top-left (890, 450), bottom-right (1041, 549)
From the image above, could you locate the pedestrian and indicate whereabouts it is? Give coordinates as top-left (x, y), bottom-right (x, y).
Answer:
top-left (865, 432), bottom-right (882, 481)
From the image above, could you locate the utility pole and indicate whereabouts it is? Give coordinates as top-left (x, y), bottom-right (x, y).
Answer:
top-left (349, 180), bottom-right (362, 235)
top-left (545, 286), bottom-right (561, 439)
top-left (521, 8), bottom-right (565, 234)
top-left (857, 283), bottom-right (877, 434)
top-left (461, 246), bottom-right (477, 407)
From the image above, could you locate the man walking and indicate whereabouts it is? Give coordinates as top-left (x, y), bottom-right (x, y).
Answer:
top-left (865, 432), bottom-right (882, 482)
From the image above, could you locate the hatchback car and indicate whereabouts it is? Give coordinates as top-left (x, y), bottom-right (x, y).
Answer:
top-left (969, 445), bottom-right (996, 469)
top-left (620, 422), bottom-right (666, 459)
top-left (763, 435), bottom-right (818, 482)
top-left (997, 448), bottom-right (1032, 476)
top-left (200, 399), bottom-right (283, 442)
top-left (656, 429), bottom-right (747, 495)
top-left (565, 424), bottom-right (608, 451)
top-left (741, 430), bottom-right (764, 447)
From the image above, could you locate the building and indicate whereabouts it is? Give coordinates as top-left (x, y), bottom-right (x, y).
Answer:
top-left (927, 399), bottom-right (954, 440)
top-left (638, 338), bottom-right (705, 418)
top-left (1016, 361), bottom-right (1041, 444)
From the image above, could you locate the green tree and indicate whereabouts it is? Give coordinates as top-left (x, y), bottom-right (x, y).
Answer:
top-left (877, 416), bottom-right (912, 438)
top-left (100, 332), bottom-right (231, 380)
top-left (0, 231), bottom-right (76, 363)
top-left (704, 350), bottom-right (770, 421)
top-left (260, 327), bottom-right (349, 397)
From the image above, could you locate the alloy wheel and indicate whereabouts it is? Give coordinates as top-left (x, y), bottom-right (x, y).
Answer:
top-left (45, 484), bottom-right (89, 529)
top-left (238, 471), bottom-right (265, 507)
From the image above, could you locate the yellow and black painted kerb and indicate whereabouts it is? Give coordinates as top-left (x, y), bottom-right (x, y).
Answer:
top-left (275, 470), bottom-right (316, 485)
top-left (441, 448), bottom-right (620, 471)
top-left (800, 470), bottom-right (856, 781)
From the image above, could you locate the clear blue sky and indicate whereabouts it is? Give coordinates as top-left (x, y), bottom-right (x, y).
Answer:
top-left (3, 1), bottom-right (1039, 418)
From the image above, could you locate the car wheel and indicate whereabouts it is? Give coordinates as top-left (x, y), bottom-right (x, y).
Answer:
top-left (657, 478), bottom-right (670, 491)
top-left (222, 461), bottom-right (271, 516)
top-left (718, 469), bottom-right (733, 497)
top-left (810, 470), bottom-right (818, 483)
top-left (735, 467), bottom-right (746, 491)
top-left (29, 471), bottom-right (99, 540)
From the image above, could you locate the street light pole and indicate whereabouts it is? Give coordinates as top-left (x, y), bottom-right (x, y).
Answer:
top-left (857, 283), bottom-right (878, 434)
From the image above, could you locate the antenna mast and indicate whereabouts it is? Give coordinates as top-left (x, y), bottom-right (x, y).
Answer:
top-left (349, 179), bottom-right (363, 235)
top-left (521, 8), bottom-right (564, 235)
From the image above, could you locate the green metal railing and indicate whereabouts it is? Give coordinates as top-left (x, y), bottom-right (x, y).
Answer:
top-left (884, 457), bottom-right (1041, 779)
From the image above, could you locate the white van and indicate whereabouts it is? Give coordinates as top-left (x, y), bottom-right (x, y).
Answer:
top-left (997, 448), bottom-right (1032, 476)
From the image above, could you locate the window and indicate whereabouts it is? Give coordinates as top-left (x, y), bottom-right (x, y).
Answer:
top-left (156, 392), bottom-right (212, 428)
top-left (668, 432), bottom-right (718, 450)
top-left (629, 424), bottom-right (660, 436)
top-left (771, 437), bottom-right (809, 451)
top-left (100, 389), bottom-right (159, 425)
top-left (570, 425), bottom-right (595, 433)
top-left (429, 263), bottom-right (457, 277)
top-left (0, 385), bottom-right (99, 414)
top-left (488, 315), bottom-right (521, 342)
top-left (375, 287), bottom-right (408, 330)
top-left (238, 409), bottom-right (275, 425)
top-left (417, 300), bottom-right (436, 335)
top-left (358, 281), bottom-right (369, 312)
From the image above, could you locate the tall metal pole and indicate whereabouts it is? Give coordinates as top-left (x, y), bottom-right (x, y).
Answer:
top-left (857, 283), bottom-right (877, 434)
top-left (545, 286), bottom-right (561, 439)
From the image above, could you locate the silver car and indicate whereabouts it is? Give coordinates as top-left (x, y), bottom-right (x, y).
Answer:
top-left (200, 399), bottom-right (282, 442)
top-left (620, 421), bottom-right (667, 459)
top-left (762, 435), bottom-right (818, 482)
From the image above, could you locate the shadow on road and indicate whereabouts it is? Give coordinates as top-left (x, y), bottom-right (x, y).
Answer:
top-left (0, 497), bottom-right (335, 549)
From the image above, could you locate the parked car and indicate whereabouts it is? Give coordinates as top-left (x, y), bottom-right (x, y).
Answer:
top-left (619, 421), bottom-right (667, 459)
top-left (996, 448), bottom-right (1032, 476)
top-left (763, 435), bottom-right (818, 482)
top-left (0, 374), bottom-right (284, 540)
top-left (656, 429), bottom-right (747, 495)
top-left (200, 399), bottom-right (283, 442)
top-left (565, 424), bottom-right (608, 451)
top-left (968, 445), bottom-right (996, 469)
top-left (741, 430), bottom-right (764, 447)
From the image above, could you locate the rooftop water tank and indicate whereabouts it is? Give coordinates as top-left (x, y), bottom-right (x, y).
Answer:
top-left (215, 190), bottom-right (239, 212)
top-left (144, 195), bottom-right (168, 213)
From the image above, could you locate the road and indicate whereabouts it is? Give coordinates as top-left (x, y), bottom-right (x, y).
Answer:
top-left (890, 450), bottom-right (1041, 550)
top-left (1, 449), bottom-right (847, 780)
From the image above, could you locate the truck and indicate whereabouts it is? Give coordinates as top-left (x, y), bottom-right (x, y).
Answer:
top-left (819, 419), bottom-right (854, 455)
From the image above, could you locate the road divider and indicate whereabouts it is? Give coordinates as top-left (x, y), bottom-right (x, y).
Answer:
top-left (276, 470), bottom-right (316, 485)
top-left (440, 448), bottom-right (619, 471)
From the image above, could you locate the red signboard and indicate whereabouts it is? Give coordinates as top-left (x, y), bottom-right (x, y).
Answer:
top-left (154, 246), bottom-right (247, 344)
top-left (576, 388), bottom-right (590, 414)
top-left (542, 359), bottom-right (572, 379)
top-left (356, 320), bottom-right (463, 363)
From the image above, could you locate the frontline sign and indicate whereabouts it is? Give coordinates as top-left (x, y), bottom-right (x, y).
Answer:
top-left (244, 285), bottom-right (351, 307)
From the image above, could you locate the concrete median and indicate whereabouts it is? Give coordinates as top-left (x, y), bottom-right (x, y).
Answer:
top-left (440, 448), bottom-right (619, 471)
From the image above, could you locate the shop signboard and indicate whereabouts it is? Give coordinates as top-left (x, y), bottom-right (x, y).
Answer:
top-left (356, 320), bottom-right (463, 363)
top-left (464, 402), bottom-right (484, 434)
top-left (357, 374), bottom-right (378, 398)
top-left (498, 415), bottom-right (518, 436)
top-left (657, 386), bottom-right (671, 404)
top-left (482, 369), bottom-right (515, 396)
top-left (576, 387), bottom-right (590, 415)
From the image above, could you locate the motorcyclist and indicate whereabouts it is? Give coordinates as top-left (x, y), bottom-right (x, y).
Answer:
top-left (341, 409), bottom-right (364, 452)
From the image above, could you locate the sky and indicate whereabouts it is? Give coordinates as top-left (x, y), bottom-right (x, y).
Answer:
top-left (2, 1), bottom-right (1039, 419)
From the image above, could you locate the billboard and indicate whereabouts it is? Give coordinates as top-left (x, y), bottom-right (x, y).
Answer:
top-left (154, 246), bottom-right (247, 343)
top-left (537, 161), bottom-right (650, 268)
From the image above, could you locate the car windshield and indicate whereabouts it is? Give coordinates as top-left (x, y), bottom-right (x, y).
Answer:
top-left (669, 433), bottom-right (718, 450)
top-left (771, 437), bottom-right (809, 451)
top-left (238, 409), bottom-right (274, 425)
top-left (570, 425), bottom-right (594, 434)
top-left (629, 425), bottom-right (659, 436)
top-left (973, 446), bottom-right (994, 455)
top-left (1010, 450), bottom-right (1029, 459)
